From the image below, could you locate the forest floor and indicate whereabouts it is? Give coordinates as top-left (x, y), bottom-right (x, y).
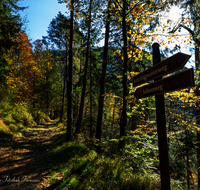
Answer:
top-left (0, 120), bottom-right (64, 190)
top-left (0, 120), bottom-right (161, 190)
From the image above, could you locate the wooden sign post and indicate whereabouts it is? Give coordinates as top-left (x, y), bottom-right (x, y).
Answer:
top-left (153, 43), bottom-right (170, 190)
top-left (133, 52), bottom-right (191, 87)
top-left (133, 43), bottom-right (194, 190)
top-left (134, 69), bottom-right (194, 99)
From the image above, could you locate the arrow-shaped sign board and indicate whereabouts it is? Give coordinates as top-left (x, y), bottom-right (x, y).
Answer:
top-left (132, 52), bottom-right (191, 87)
top-left (135, 68), bottom-right (194, 99)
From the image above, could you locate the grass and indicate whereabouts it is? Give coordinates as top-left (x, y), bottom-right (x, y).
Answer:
top-left (39, 126), bottom-right (189, 190)
top-left (42, 132), bottom-right (161, 190)
top-left (0, 102), bottom-right (189, 189)
top-left (1, 115), bottom-right (189, 190)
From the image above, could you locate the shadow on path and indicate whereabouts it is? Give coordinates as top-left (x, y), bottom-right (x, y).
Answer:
top-left (0, 120), bottom-right (66, 190)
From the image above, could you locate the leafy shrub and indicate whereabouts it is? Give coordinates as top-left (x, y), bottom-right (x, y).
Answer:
top-left (0, 119), bottom-right (12, 138)
top-left (11, 102), bottom-right (36, 126)
top-left (8, 123), bottom-right (19, 132)
top-left (123, 130), bottom-right (159, 174)
top-left (32, 109), bottom-right (51, 124)
top-left (0, 101), bottom-right (37, 139)
top-left (3, 114), bottom-right (15, 125)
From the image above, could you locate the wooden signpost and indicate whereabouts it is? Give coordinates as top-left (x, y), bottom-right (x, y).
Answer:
top-left (134, 43), bottom-right (194, 190)
top-left (133, 52), bottom-right (191, 87)
top-left (135, 68), bottom-right (194, 99)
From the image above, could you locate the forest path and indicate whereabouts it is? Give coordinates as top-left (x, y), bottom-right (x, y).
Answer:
top-left (0, 120), bottom-right (64, 190)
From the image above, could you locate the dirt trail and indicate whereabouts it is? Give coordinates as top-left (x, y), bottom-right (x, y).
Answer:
top-left (0, 121), bottom-right (62, 190)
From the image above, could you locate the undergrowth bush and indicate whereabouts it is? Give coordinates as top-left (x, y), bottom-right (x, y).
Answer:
top-left (0, 119), bottom-right (12, 138)
top-left (0, 101), bottom-right (37, 139)
top-left (123, 130), bottom-right (159, 174)
top-left (44, 131), bottom-right (161, 190)
top-left (12, 102), bottom-right (36, 126)
top-left (31, 108), bottom-right (51, 124)
top-left (3, 114), bottom-right (15, 125)
top-left (36, 110), bottom-right (51, 123)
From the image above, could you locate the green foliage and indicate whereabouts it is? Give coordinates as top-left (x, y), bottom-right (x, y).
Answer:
top-left (45, 132), bottom-right (160, 190)
top-left (0, 101), bottom-right (51, 139)
top-left (32, 109), bottom-right (52, 124)
top-left (12, 102), bottom-right (36, 126)
top-left (0, 0), bottom-right (199, 189)
top-left (43, 12), bottom-right (70, 50)
top-left (0, 118), bottom-right (12, 138)
top-left (0, 101), bottom-right (36, 139)
top-left (0, 0), bottom-right (25, 93)
top-left (124, 131), bottom-right (159, 174)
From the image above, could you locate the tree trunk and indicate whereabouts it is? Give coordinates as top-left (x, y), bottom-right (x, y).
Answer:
top-left (66, 1), bottom-right (74, 141)
top-left (96, 0), bottom-right (111, 140)
top-left (195, 44), bottom-right (200, 189)
top-left (76, 0), bottom-right (92, 134)
top-left (121, 0), bottom-right (128, 138)
top-left (46, 73), bottom-right (50, 115)
top-left (60, 33), bottom-right (68, 122)
top-left (128, 115), bottom-right (137, 131)
top-left (60, 74), bottom-right (66, 122)
top-left (33, 71), bottom-right (37, 122)
top-left (111, 98), bottom-right (117, 139)
top-left (89, 53), bottom-right (93, 138)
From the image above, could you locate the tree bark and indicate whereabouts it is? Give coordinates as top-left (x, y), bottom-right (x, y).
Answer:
top-left (75, 0), bottom-right (92, 134)
top-left (60, 33), bottom-right (68, 122)
top-left (89, 53), bottom-right (93, 138)
top-left (66, 0), bottom-right (74, 141)
top-left (195, 43), bottom-right (200, 189)
top-left (96, 0), bottom-right (111, 140)
top-left (111, 98), bottom-right (117, 139)
top-left (121, 0), bottom-right (128, 138)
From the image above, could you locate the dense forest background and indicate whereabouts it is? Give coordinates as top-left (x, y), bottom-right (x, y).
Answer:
top-left (1, 0), bottom-right (200, 189)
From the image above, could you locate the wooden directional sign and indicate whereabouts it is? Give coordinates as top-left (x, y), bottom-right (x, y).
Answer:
top-left (135, 68), bottom-right (194, 99)
top-left (132, 52), bottom-right (191, 87)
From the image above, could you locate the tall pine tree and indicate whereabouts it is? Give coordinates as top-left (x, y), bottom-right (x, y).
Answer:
top-left (0, 0), bottom-right (25, 98)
